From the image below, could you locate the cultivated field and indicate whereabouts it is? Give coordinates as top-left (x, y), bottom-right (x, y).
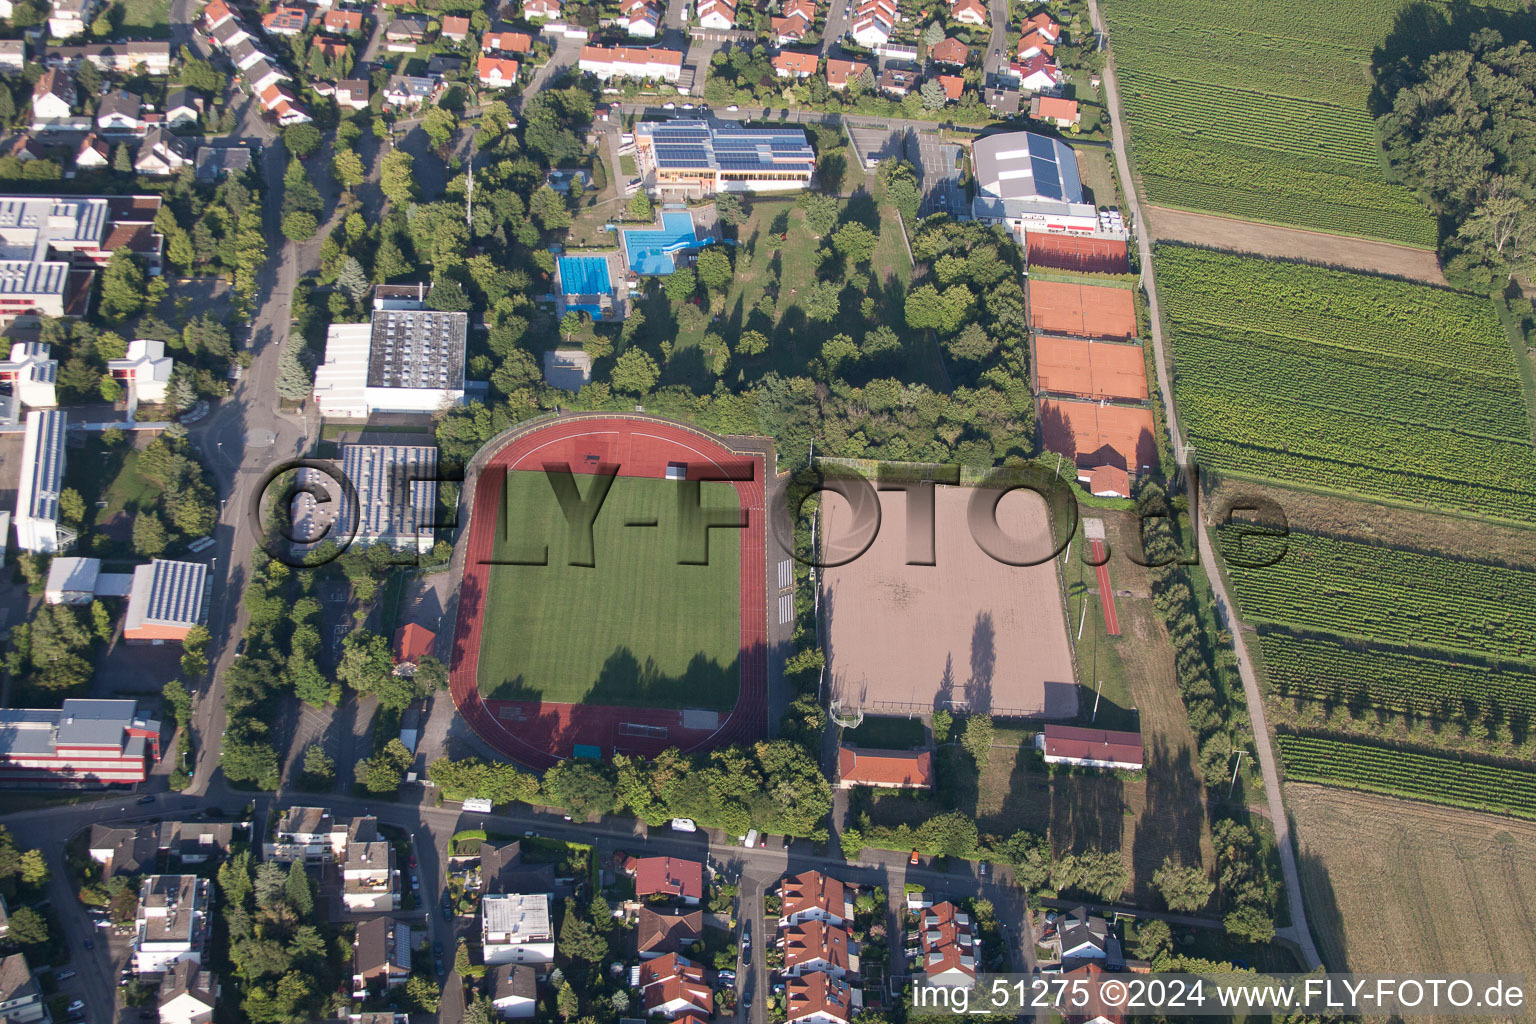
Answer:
top-left (820, 485), bottom-right (1077, 718)
top-left (1289, 784), bottom-right (1536, 975)
top-left (1102, 0), bottom-right (1469, 245)
top-left (1160, 246), bottom-right (1536, 521)
top-left (476, 471), bottom-right (741, 710)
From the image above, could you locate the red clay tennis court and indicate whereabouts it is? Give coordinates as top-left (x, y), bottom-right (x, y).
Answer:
top-left (1025, 232), bottom-right (1130, 274)
top-left (1039, 398), bottom-right (1158, 475)
top-left (1028, 280), bottom-right (1138, 339)
top-left (449, 414), bottom-right (767, 769)
top-left (1034, 336), bottom-right (1149, 401)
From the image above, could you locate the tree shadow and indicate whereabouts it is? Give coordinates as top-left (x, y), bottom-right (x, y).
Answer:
top-left (1048, 763), bottom-right (1125, 858)
top-left (1294, 843), bottom-right (1346, 970)
top-left (966, 611), bottom-right (994, 713)
top-left (1130, 738), bottom-right (1208, 906)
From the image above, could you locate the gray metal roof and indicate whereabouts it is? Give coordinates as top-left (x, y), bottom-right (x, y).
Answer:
top-left (971, 130), bottom-right (1082, 204)
top-left (55, 699), bottom-right (139, 747)
top-left (366, 309), bottom-right (466, 390)
top-left (339, 444), bottom-right (438, 545)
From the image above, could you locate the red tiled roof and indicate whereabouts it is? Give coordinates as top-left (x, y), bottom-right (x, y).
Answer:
top-left (783, 920), bottom-right (851, 972)
top-left (478, 56), bottom-right (521, 81)
top-left (773, 50), bottom-right (818, 74)
top-left (637, 908), bottom-right (703, 955)
top-left (441, 14), bottom-right (470, 34)
top-left (938, 74), bottom-right (964, 100)
top-left (838, 746), bottom-right (934, 788)
top-left (929, 37), bottom-right (968, 64)
top-left (1065, 963), bottom-right (1126, 1024)
top-left (638, 954), bottom-right (712, 1015)
top-left (323, 9), bottom-right (364, 30)
top-left (921, 901), bottom-right (976, 980)
top-left (579, 44), bottom-right (683, 67)
top-left (1042, 725), bottom-right (1143, 767)
top-left (1034, 96), bottom-right (1078, 120)
top-left (1018, 27), bottom-right (1055, 56)
top-left (1023, 11), bottom-right (1059, 37)
top-left (825, 58), bottom-right (869, 86)
top-left (484, 30), bottom-right (532, 52)
top-left (203, 0), bottom-right (234, 25)
top-left (787, 972), bottom-right (854, 1024)
top-left (780, 871), bottom-right (847, 921)
top-left (1084, 465), bottom-right (1130, 498)
top-left (393, 623), bottom-right (436, 664)
top-left (628, 856), bottom-right (704, 900)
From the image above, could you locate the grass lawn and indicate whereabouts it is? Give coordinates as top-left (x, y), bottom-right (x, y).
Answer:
top-left (63, 440), bottom-right (163, 557)
top-left (112, 0), bottom-right (171, 34)
top-left (620, 155), bottom-right (637, 177)
top-left (477, 471), bottom-right (741, 709)
top-left (843, 715), bottom-right (925, 749)
top-left (637, 193), bottom-right (938, 391)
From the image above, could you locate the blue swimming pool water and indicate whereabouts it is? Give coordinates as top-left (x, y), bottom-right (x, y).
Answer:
top-left (558, 255), bottom-right (612, 296)
top-left (622, 211), bottom-right (699, 275)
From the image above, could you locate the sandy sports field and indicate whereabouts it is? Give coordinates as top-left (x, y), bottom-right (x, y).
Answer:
top-left (1034, 336), bottom-right (1149, 402)
top-left (1028, 279), bottom-right (1138, 339)
top-left (820, 484), bottom-right (1077, 718)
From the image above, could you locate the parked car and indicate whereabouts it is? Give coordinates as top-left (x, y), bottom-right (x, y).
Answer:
top-left (717, 969), bottom-right (736, 984)
top-left (67, 1001), bottom-right (85, 1013)
top-left (979, 861), bottom-right (988, 877)
top-left (909, 849), bottom-right (920, 866)
top-left (434, 958), bottom-right (445, 978)
top-left (411, 875), bottom-right (420, 891)
top-left (137, 794), bottom-right (155, 804)
top-left (433, 941), bottom-right (443, 956)
top-left (56, 969), bottom-right (76, 981)
top-left (670, 818), bottom-right (698, 833)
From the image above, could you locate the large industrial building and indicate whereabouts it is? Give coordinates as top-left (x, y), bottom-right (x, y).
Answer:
top-left (0, 698), bottom-right (161, 786)
top-left (633, 121), bottom-right (815, 195)
top-left (312, 295), bottom-right (468, 419)
top-left (0, 195), bottom-right (164, 320)
top-left (124, 559), bottom-right (209, 644)
top-left (14, 409), bottom-right (68, 554)
top-left (969, 132), bottom-right (1100, 241)
top-left (338, 444), bottom-right (440, 553)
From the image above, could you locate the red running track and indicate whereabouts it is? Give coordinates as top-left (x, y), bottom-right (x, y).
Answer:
top-left (1089, 538), bottom-right (1120, 636)
top-left (449, 415), bottom-right (768, 769)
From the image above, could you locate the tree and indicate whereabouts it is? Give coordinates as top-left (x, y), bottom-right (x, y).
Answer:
top-left (18, 848), bottom-right (49, 887)
top-left (89, 600), bottom-right (113, 643)
top-left (556, 981), bottom-right (580, 1021)
top-left (831, 221), bottom-right (878, 265)
top-left (931, 708), bottom-right (953, 742)
top-left (406, 975), bottom-right (441, 1013)
top-left (626, 190), bottom-right (653, 222)
top-left (919, 78), bottom-right (949, 110)
top-left (99, 248), bottom-right (145, 320)
top-left (380, 150), bottom-right (417, 205)
top-left (333, 148), bottom-right (366, 190)
top-left (695, 247), bottom-right (734, 291)
top-left (663, 266), bottom-right (696, 303)
top-left (737, 329), bottom-right (768, 357)
top-left (335, 256), bottom-right (370, 306)
top-left (133, 513), bottom-right (168, 557)
top-left (283, 122), bottom-right (322, 158)
top-left (529, 185), bottom-right (572, 230)
top-left (373, 235), bottom-right (413, 282)
top-left (58, 487), bottom-right (85, 523)
top-left (359, 737), bottom-right (415, 793)
top-left (558, 898), bottom-right (608, 961)
top-left (715, 193), bottom-right (746, 226)
top-left (275, 344), bottom-right (311, 401)
top-left (284, 860), bottom-right (314, 917)
top-left (113, 143), bottom-right (132, 173)
top-left (946, 321), bottom-right (996, 362)
top-left (1224, 903), bottom-right (1275, 943)
top-left (414, 655), bottom-right (448, 691)
top-left (543, 759), bottom-right (617, 818)
top-left (281, 209), bottom-right (319, 242)
top-left (923, 20), bottom-right (945, 45)
top-left (1075, 848), bottom-right (1130, 902)
top-left (1153, 857), bottom-right (1215, 912)
top-left (6, 906), bottom-right (46, 947)
top-left (1133, 918), bottom-right (1171, 960)
top-left (798, 192), bottom-right (839, 235)
top-left (302, 744), bottom-right (334, 782)
top-left (961, 713), bottom-right (993, 769)
top-left (805, 281), bottom-right (841, 323)
top-left (609, 348), bottom-right (659, 396)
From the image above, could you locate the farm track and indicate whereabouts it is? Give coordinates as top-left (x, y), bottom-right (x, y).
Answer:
top-left (1146, 206), bottom-right (1447, 286)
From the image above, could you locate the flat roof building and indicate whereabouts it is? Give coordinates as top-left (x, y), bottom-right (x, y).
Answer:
top-left (634, 120), bottom-right (814, 195)
top-left (124, 559), bottom-right (208, 644)
top-left (108, 338), bottom-right (173, 415)
top-left (0, 342), bottom-right (57, 407)
top-left (481, 893), bottom-right (555, 965)
top-left (338, 444), bottom-right (438, 552)
top-left (133, 875), bottom-right (213, 976)
top-left (313, 301), bottom-right (468, 419)
top-left (0, 698), bottom-right (160, 786)
top-left (15, 409), bottom-right (68, 554)
top-left (0, 195), bottom-right (164, 320)
top-left (970, 131), bottom-right (1098, 241)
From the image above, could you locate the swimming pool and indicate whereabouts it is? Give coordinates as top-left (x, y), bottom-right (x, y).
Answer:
top-left (622, 212), bottom-right (700, 275)
top-left (558, 255), bottom-right (613, 298)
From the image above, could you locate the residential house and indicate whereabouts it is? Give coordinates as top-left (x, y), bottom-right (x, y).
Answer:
top-left (1016, 27), bottom-right (1054, 58)
top-left (772, 50), bottom-right (818, 78)
top-left (225, 37), bottom-right (267, 71)
top-left (202, 0), bottom-right (235, 30)
top-left (49, 0), bottom-right (97, 38)
top-left (157, 961), bottom-right (219, 1024)
top-left (848, 0), bottom-right (894, 48)
top-left (384, 15), bottom-right (429, 48)
top-left (1030, 94), bottom-right (1080, 127)
top-left (0, 40), bottom-right (27, 72)
top-left (928, 36), bottom-right (967, 65)
top-left (1012, 51), bottom-right (1061, 92)
top-left (477, 841), bottom-right (555, 895)
top-left (75, 132), bottom-right (110, 169)
top-left (335, 79), bottom-right (371, 109)
top-left (779, 871), bottom-right (853, 928)
top-left (43, 41), bottom-right (173, 73)
top-left (638, 953), bottom-right (712, 1018)
top-left (261, 5), bottom-right (308, 34)
top-left (425, 54), bottom-right (466, 77)
top-left (918, 901), bottom-right (976, 986)
top-left (209, 16), bottom-right (254, 48)
top-left (6, 137), bottom-right (46, 163)
top-left (1056, 906), bottom-right (1112, 962)
top-left (266, 806), bottom-right (346, 863)
top-left (342, 818), bottom-right (400, 912)
top-left (96, 89), bottom-right (145, 133)
top-left (440, 14), bottom-right (471, 39)
top-left (577, 45), bottom-right (684, 82)
top-left (949, 0), bottom-right (985, 25)
top-left (937, 73), bottom-right (964, 101)
top-left (782, 920), bottom-right (857, 980)
top-left (0, 954), bottom-right (46, 1024)
top-left (89, 821), bottom-right (237, 878)
top-left (483, 30), bottom-right (532, 52)
top-left (770, 0), bottom-right (813, 43)
top-left (626, 856), bottom-right (704, 904)
top-left (244, 57), bottom-right (290, 94)
top-left (522, 0), bottom-right (560, 16)
top-left (132, 875), bottom-right (212, 976)
top-left (1065, 963), bottom-right (1125, 1024)
top-left (878, 66), bottom-right (916, 97)
top-left (824, 58), bottom-right (869, 90)
top-left (1022, 10), bottom-right (1060, 41)
top-left (352, 918), bottom-right (412, 998)
top-left (163, 88), bottom-right (201, 127)
top-left (836, 746), bottom-right (934, 789)
top-left (259, 84), bottom-right (311, 124)
top-left (316, 37), bottom-right (352, 63)
top-left (622, 0), bottom-right (663, 37)
top-left (637, 908), bottom-right (703, 960)
top-left (489, 964), bottom-right (537, 1019)
top-left (322, 7), bottom-right (365, 32)
top-left (32, 69), bottom-right (76, 123)
top-left (134, 126), bottom-right (192, 176)
top-left (383, 75), bottom-right (438, 106)
top-left (481, 893), bottom-right (555, 965)
top-left (786, 972), bottom-right (857, 1024)
top-left (696, 0), bottom-right (735, 28)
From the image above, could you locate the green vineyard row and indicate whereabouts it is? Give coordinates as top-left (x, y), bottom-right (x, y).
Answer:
top-left (1276, 732), bottom-right (1536, 818)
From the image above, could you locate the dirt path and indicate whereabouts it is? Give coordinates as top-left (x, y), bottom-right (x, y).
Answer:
top-left (1145, 206), bottom-right (1448, 286)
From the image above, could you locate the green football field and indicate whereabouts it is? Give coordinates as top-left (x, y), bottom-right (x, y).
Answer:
top-left (476, 470), bottom-right (741, 710)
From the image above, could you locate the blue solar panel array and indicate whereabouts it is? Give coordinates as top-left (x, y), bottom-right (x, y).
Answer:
top-left (1025, 132), bottom-right (1083, 203)
top-left (645, 121), bottom-right (814, 172)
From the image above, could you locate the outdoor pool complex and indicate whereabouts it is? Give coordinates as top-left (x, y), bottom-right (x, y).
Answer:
top-left (557, 255), bottom-right (612, 316)
top-left (622, 211), bottom-right (705, 275)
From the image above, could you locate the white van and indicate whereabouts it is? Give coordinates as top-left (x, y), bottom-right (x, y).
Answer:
top-left (743, 829), bottom-right (759, 848)
top-left (670, 818), bottom-right (698, 833)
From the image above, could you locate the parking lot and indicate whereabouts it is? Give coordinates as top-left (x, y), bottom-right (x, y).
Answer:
top-left (911, 136), bottom-right (965, 217)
